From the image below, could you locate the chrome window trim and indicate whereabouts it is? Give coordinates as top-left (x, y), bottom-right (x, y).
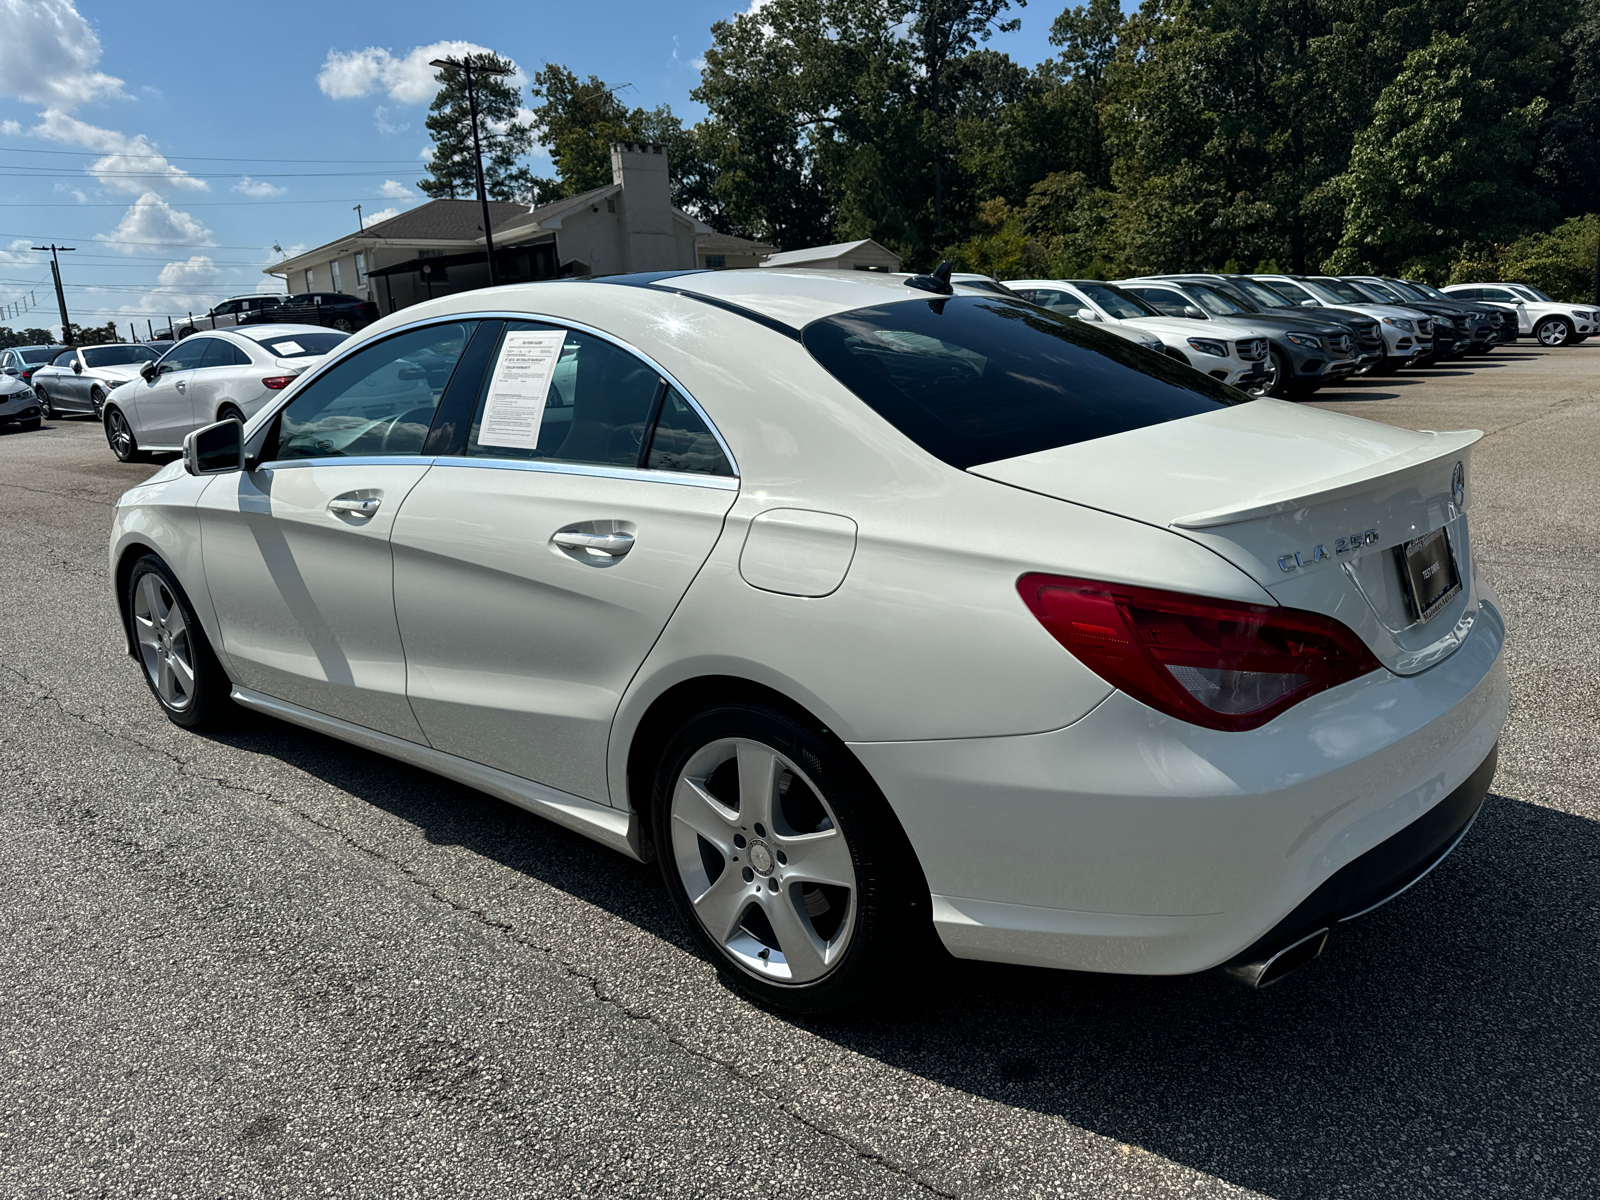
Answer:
top-left (257, 455), bottom-right (438, 471)
top-left (244, 309), bottom-right (740, 477)
top-left (430, 456), bottom-right (739, 491)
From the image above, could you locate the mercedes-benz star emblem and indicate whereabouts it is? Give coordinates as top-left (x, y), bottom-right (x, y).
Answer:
top-left (1451, 461), bottom-right (1465, 508)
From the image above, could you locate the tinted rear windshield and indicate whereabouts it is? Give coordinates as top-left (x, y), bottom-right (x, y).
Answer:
top-left (249, 331), bottom-right (349, 358)
top-left (20, 347), bottom-right (56, 363)
top-left (802, 296), bottom-right (1249, 469)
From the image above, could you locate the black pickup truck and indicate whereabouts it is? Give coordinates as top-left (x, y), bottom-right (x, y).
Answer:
top-left (239, 292), bottom-right (379, 333)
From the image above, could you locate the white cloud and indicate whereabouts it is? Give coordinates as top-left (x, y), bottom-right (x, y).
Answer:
top-left (156, 255), bottom-right (220, 287)
top-left (0, 119), bottom-right (19, 136)
top-left (362, 207), bottom-right (400, 226)
top-left (95, 192), bottom-right (215, 252)
top-left (318, 42), bottom-right (524, 105)
top-left (374, 105), bottom-right (409, 137)
top-left (378, 179), bottom-right (414, 199)
top-left (233, 176), bottom-right (286, 198)
top-left (0, 0), bottom-right (126, 110)
top-left (33, 109), bottom-right (207, 194)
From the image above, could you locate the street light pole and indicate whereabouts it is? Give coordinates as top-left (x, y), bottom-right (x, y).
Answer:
top-left (32, 243), bottom-right (75, 343)
top-left (429, 55), bottom-right (515, 288)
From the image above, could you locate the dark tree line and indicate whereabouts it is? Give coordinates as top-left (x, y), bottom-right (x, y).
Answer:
top-left (418, 0), bottom-right (1600, 293)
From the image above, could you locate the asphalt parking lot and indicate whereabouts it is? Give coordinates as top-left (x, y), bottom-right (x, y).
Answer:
top-left (1, 344), bottom-right (1596, 1199)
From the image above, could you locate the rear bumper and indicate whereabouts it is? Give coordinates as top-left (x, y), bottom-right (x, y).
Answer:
top-left (853, 598), bottom-right (1508, 976)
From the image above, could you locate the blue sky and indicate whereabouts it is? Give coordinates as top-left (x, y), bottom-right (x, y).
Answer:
top-left (0, 1), bottom-right (1066, 338)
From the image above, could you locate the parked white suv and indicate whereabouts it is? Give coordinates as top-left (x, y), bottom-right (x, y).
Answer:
top-left (1007, 279), bottom-right (1271, 386)
top-left (1439, 283), bottom-right (1598, 346)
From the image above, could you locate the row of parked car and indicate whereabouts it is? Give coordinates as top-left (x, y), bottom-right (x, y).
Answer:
top-left (955, 272), bottom-right (1597, 400)
top-left (0, 272), bottom-right (1591, 453)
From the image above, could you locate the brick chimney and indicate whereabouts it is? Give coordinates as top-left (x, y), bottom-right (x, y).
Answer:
top-left (610, 142), bottom-right (676, 272)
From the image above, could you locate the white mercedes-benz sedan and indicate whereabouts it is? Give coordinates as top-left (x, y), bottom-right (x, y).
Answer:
top-left (108, 266), bottom-right (1508, 1012)
top-left (103, 324), bottom-right (349, 462)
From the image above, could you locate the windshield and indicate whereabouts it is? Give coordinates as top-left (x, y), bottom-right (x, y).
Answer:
top-left (1187, 285), bottom-right (1249, 316)
top-left (802, 295), bottom-right (1248, 469)
top-left (1227, 279), bottom-right (1287, 310)
top-left (1509, 284), bottom-right (1553, 302)
top-left (81, 345), bottom-right (159, 368)
top-left (1381, 279), bottom-right (1428, 302)
top-left (1076, 283), bottom-right (1159, 319)
top-left (1356, 280), bottom-right (1405, 303)
top-left (248, 331), bottom-right (348, 359)
top-left (1404, 280), bottom-right (1449, 301)
top-left (1312, 278), bottom-right (1376, 304)
top-left (957, 279), bottom-right (1013, 296)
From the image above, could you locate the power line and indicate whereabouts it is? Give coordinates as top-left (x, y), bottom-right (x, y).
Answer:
top-left (0, 146), bottom-right (426, 164)
top-left (0, 196), bottom-right (420, 209)
top-left (0, 167), bottom-right (417, 180)
top-left (0, 232), bottom-right (274, 248)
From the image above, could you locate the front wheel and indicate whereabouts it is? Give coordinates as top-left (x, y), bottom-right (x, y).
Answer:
top-left (125, 554), bottom-right (233, 728)
top-left (1535, 316), bottom-right (1572, 347)
top-left (331, 317), bottom-right (354, 332)
top-left (89, 387), bottom-right (105, 419)
top-left (653, 703), bottom-right (932, 1014)
top-left (105, 407), bottom-right (145, 462)
top-left (34, 387), bottom-right (52, 419)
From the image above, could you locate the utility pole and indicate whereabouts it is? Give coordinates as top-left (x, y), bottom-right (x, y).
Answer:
top-left (353, 204), bottom-right (364, 231)
top-left (32, 244), bottom-right (75, 343)
top-left (430, 55), bottom-right (515, 288)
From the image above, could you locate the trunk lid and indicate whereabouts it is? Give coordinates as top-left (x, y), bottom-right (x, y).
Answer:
top-left (969, 399), bottom-right (1485, 674)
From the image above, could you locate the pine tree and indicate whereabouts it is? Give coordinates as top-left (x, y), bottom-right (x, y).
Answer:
top-left (418, 53), bottom-right (540, 202)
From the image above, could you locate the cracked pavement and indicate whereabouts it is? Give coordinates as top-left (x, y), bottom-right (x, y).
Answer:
top-left (1, 344), bottom-right (1597, 1199)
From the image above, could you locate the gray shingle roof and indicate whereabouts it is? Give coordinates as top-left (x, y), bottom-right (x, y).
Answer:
top-left (358, 198), bottom-right (531, 242)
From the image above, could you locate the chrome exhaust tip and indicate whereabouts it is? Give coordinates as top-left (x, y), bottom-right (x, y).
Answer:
top-left (1221, 927), bottom-right (1329, 989)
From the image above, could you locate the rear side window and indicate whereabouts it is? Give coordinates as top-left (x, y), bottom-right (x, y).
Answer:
top-left (802, 296), bottom-right (1247, 469)
top-left (646, 387), bottom-right (732, 475)
top-left (199, 340), bottom-right (250, 368)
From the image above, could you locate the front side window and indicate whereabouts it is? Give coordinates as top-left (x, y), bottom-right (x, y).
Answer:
top-left (198, 340), bottom-right (251, 369)
top-left (52, 350), bottom-right (78, 368)
top-left (158, 339), bottom-right (213, 374)
top-left (82, 345), bottom-right (159, 368)
top-left (1124, 287), bottom-right (1194, 317)
top-left (273, 321), bottom-right (474, 461)
top-left (803, 296), bottom-right (1248, 470)
top-left (1479, 288), bottom-right (1517, 301)
top-left (1075, 283), bottom-right (1159, 320)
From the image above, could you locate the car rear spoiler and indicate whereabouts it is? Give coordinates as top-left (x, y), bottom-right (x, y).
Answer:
top-left (1171, 428), bottom-right (1483, 529)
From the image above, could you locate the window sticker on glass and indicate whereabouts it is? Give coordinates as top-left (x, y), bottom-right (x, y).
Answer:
top-left (273, 340), bottom-right (304, 356)
top-left (479, 330), bottom-right (568, 449)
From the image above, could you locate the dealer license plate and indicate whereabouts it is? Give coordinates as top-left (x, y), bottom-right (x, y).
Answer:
top-left (1395, 528), bottom-right (1461, 624)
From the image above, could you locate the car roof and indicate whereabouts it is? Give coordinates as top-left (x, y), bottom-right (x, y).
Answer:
top-left (649, 268), bottom-right (951, 327)
top-left (226, 323), bottom-right (344, 339)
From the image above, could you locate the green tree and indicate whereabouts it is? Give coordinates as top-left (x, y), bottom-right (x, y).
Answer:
top-left (1330, 33), bottom-right (1549, 273)
top-left (419, 53), bottom-right (540, 202)
top-left (0, 326), bottom-right (53, 349)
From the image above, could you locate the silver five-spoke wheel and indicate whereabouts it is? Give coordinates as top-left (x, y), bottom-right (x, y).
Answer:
top-left (107, 408), bottom-right (138, 461)
top-left (133, 572), bottom-right (197, 711)
top-left (670, 738), bottom-right (856, 985)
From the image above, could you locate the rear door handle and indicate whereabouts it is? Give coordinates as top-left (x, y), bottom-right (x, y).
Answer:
top-left (328, 496), bottom-right (381, 517)
top-left (551, 530), bottom-right (634, 557)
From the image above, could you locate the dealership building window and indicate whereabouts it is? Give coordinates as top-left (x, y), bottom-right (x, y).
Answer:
top-left (705, 254), bottom-right (727, 270)
top-left (355, 252), bottom-right (367, 288)
top-left (304, 269), bottom-right (313, 293)
top-left (331, 260), bottom-right (342, 291)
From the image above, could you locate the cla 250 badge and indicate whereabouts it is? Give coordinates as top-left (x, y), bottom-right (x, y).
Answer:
top-left (1278, 528), bottom-right (1380, 572)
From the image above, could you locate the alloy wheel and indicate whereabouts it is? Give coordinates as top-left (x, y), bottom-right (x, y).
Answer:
top-left (669, 737), bottom-right (857, 985)
top-left (90, 388), bottom-right (104, 419)
top-left (1536, 318), bottom-right (1570, 347)
top-left (132, 572), bottom-right (197, 712)
top-left (106, 409), bottom-right (136, 460)
top-left (34, 387), bottom-right (52, 418)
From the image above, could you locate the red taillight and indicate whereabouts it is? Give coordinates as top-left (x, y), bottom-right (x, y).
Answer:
top-left (261, 375), bottom-right (294, 390)
top-left (1017, 573), bottom-right (1383, 732)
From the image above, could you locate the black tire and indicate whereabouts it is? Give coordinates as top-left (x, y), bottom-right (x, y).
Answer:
top-left (1534, 316), bottom-right (1572, 347)
top-left (19, 417), bottom-right (41, 431)
top-left (1262, 348), bottom-right (1292, 398)
top-left (105, 406), bottom-right (145, 462)
top-left (176, 327), bottom-right (195, 340)
top-left (124, 554), bottom-right (234, 729)
top-left (651, 702), bottom-right (933, 1014)
top-left (34, 387), bottom-right (52, 419)
top-left (217, 404), bottom-right (245, 425)
top-left (331, 317), bottom-right (354, 332)
top-left (89, 387), bottom-right (105, 420)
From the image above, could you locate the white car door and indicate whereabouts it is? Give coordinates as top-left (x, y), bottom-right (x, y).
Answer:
top-left (184, 337), bottom-right (253, 428)
top-left (197, 320), bottom-right (476, 740)
top-left (130, 336), bottom-right (209, 445)
top-left (390, 321), bottom-right (738, 804)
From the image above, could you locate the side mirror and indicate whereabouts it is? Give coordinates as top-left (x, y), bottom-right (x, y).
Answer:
top-left (72, 360), bottom-right (83, 373)
top-left (1076, 307), bottom-right (1100, 322)
top-left (183, 418), bottom-right (244, 477)
top-left (1300, 299), bottom-right (1319, 307)
top-left (1182, 305), bottom-right (1204, 319)
top-left (140, 362), bottom-right (157, 382)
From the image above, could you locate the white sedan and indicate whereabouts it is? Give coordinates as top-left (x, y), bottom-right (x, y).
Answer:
top-left (103, 324), bottom-right (348, 462)
top-left (109, 269), bottom-right (1508, 1011)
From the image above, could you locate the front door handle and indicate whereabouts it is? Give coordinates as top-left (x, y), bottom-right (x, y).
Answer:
top-left (175, 381), bottom-right (186, 392)
top-left (551, 530), bottom-right (634, 557)
top-left (328, 496), bottom-right (381, 517)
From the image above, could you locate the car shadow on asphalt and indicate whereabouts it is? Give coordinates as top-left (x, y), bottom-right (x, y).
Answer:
top-left (204, 713), bottom-right (1597, 1198)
